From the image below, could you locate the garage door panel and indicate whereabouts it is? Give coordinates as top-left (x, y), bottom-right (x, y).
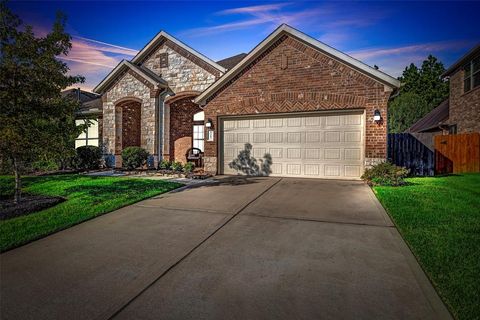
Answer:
top-left (269, 132), bottom-right (284, 143)
top-left (324, 131), bottom-right (341, 143)
top-left (345, 165), bottom-right (361, 177)
top-left (269, 148), bottom-right (283, 158)
top-left (345, 131), bottom-right (362, 142)
top-left (221, 112), bottom-right (364, 179)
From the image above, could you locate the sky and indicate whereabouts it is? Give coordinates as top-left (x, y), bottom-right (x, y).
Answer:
top-left (9, 1), bottom-right (480, 91)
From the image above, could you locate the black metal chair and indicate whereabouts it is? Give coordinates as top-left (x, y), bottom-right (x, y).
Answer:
top-left (185, 148), bottom-right (204, 168)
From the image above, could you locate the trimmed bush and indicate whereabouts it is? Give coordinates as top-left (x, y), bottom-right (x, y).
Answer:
top-left (73, 146), bottom-right (101, 170)
top-left (158, 159), bottom-right (171, 170)
top-left (361, 162), bottom-right (409, 186)
top-left (31, 159), bottom-right (59, 172)
top-left (122, 147), bottom-right (149, 170)
top-left (171, 161), bottom-right (183, 172)
top-left (183, 162), bottom-right (195, 173)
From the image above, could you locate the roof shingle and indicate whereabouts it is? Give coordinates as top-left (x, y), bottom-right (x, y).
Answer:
top-left (407, 99), bottom-right (449, 133)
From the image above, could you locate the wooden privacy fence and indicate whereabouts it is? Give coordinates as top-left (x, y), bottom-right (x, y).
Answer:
top-left (388, 133), bottom-right (435, 176)
top-left (435, 133), bottom-right (480, 174)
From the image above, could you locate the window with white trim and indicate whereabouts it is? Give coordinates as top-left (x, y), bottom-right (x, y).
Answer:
top-left (193, 111), bottom-right (205, 152)
top-left (75, 119), bottom-right (99, 148)
top-left (193, 125), bottom-right (204, 151)
top-left (463, 55), bottom-right (480, 93)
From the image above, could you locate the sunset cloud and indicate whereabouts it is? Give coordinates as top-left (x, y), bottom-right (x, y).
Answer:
top-left (62, 36), bottom-right (138, 90)
top-left (348, 40), bottom-right (472, 60)
top-left (183, 6), bottom-right (328, 36)
top-left (218, 3), bottom-right (293, 15)
top-left (348, 40), bottom-right (474, 77)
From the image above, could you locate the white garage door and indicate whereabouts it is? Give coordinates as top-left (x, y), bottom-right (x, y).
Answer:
top-left (220, 111), bottom-right (365, 179)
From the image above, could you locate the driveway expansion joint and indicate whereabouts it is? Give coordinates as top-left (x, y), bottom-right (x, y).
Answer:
top-left (133, 204), bottom-right (232, 215)
top-left (104, 178), bottom-right (283, 320)
top-left (243, 212), bottom-right (396, 228)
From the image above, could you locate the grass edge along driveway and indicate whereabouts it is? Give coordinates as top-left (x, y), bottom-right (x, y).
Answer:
top-left (373, 173), bottom-right (479, 320)
top-left (0, 175), bottom-right (181, 252)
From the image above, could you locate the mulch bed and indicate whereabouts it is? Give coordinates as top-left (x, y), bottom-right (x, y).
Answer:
top-left (0, 195), bottom-right (66, 220)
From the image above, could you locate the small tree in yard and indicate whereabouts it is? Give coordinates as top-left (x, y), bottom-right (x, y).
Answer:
top-left (0, 2), bottom-right (84, 203)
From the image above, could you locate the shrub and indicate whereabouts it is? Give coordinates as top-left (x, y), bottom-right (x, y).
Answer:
top-left (122, 147), bottom-right (149, 170)
top-left (361, 162), bottom-right (409, 186)
top-left (73, 146), bottom-right (102, 170)
top-left (171, 161), bottom-right (183, 172)
top-left (158, 159), bottom-right (171, 170)
top-left (31, 159), bottom-right (59, 172)
top-left (183, 162), bottom-right (195, 173)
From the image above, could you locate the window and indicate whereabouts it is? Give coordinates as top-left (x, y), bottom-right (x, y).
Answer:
top-left (463, 55), bottom-right (480, 93)
top-left (193, 125), bottom-right (204, 152)
top-left (75, 119), bottom-right (99, 148)
top-left (448, 124), bottom-right (457, 135)
top-left (192, 111), bottom-right (205, 152)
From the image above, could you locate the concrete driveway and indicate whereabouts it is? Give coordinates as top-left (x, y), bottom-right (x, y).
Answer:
top-left (0, 177), bottom-right (451, 320)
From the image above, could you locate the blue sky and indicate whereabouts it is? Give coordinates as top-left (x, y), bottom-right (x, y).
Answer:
top-left (9, 1), bottom-right (480, 90)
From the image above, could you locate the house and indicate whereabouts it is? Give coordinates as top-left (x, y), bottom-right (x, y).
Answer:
top-left (91, 24), bottom-right (401, 178)
top-left (442, 44), bottom-right (480, 133)
top-left (407, 44), bottom-right (479, 150)
top-left (407, 99), bottom-right (450, 150)
top-left (63, 88), bottom-right (103, 148)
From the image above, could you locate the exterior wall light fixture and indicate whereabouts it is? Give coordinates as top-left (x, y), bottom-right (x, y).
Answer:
top-left (205, 119), bottom-right (213, 128)
top-left (373, 109), bottom-right (382, 123)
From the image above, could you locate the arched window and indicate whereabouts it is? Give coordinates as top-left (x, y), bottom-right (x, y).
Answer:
top-left (193, 111), bottom-right (205, 151)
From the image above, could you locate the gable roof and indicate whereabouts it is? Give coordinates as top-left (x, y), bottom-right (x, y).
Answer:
top-left (195, 24), bottom-right (401, 105)
top-left (93, 60), bottom-right (169, 94)
top-left (131, 31), bottom-right (226, 73)
top-left (407, 99), bottom-right (449, 133)
top-left (216, 53), bottom-right (248, 70)
top-left (62, 88), bottom-right (100, 103)
top-left (442, 44), bottom-right (480, 77)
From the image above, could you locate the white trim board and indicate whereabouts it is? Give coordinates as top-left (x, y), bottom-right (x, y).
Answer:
top-left (93, 60), bottom-right (169, 94)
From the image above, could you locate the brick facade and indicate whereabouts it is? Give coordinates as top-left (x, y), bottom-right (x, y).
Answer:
top-left (203, 35), bottom-right (392, 173)
top-left (168, 97), bottom-right (203, 163)
top-left (448, 70), bottom-right (480, 133)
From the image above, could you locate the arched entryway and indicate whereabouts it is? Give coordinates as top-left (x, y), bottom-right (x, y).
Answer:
top-left (114, 98), bottom-right (142, 154)
top-left (165, 92), bottom-right (203, 163)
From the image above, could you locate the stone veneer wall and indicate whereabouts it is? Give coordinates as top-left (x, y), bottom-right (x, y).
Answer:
top-left (449, 69), bottom-right (480, 133)
top-left (140, 40), bottom-right (219, 94)
top-left (101, 38), bottom-right (222, 167)
top-left (102, 71), bottom-right (158, 166)
top-left (203, 35), bottom-right (393, 173)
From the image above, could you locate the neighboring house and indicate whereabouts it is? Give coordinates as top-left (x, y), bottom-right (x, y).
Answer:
top-left (442, 44), bottom-right (480, 133)
top-left (89, 24), bottom-right (401, 178)
top-left (407, 44), bottom-right (479, 149)
top-left (63, 88), bottom-right (102, 148)
top-left (407, 99), bottom-right (450, 150)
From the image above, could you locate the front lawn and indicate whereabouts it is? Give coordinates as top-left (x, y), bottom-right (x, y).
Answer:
top-left (0, 175), bottom-right (181, 252)
top-left (374, 174), bottom-right (480, 320)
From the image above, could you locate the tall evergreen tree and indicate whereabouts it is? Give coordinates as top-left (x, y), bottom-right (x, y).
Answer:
top-left (388, 55), bottom-right (449, 133)
top-left (0, 1), bottom-right (84, 203)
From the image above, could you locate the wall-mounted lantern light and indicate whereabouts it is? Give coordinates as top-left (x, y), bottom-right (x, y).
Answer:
top-left (373, 109), bottom-right (382, 123)
top-left (205, 119), bottom-right (213, 128)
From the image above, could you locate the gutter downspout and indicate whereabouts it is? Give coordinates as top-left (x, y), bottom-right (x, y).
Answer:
top-left (157, 89), bottom-right (174, 163)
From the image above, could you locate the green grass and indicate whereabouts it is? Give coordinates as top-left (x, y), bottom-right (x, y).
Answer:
top-left (0, 174), bottom-right (181, 252)
top-left (374, 174), bottom-right (480, 320)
